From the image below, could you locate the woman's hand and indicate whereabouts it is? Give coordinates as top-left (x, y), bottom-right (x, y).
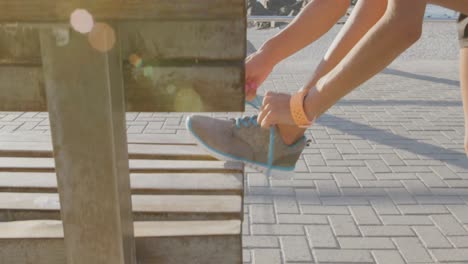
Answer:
top-left (245, 49), bottom-right (276, 101)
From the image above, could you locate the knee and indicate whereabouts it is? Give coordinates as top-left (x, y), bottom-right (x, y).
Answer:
top-left (386, 15), bottom-right (422, 49)
top-left (384, 0), bottom-right (424, 48)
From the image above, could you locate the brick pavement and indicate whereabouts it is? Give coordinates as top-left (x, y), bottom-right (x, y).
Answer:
top-left (1, 22), bottom-right (468, 263)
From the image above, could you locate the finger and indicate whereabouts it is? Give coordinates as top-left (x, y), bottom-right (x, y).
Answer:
top-left (260, 110), bottom-right (274, 129)
top-left (257, 108), bottom-right (267, 125)
top-left (262, 93), bottom-right (272, 109)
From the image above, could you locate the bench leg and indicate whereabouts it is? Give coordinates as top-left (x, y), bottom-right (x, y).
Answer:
top-left (39, 26), bottom-right (136, 264)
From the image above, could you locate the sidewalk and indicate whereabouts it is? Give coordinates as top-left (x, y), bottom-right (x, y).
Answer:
top-left (1, 21), bottom-right (467, 263)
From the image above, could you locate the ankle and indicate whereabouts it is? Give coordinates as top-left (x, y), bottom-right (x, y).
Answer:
top-left (277, 124), bottom-right (306, 145)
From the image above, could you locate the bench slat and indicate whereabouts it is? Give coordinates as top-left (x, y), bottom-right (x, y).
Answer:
top-left (0, 65), bottom-right (244, 112)
top-left (1, 21), bottom-right (244, 65)
top-left (0, 220), bottom-right (242, 264)
top-left (0, 133), bottom-right (195, 144)
top-left (0, 158), bottom-right (243, 173)
top-left (0, 142), bottom-right (213, 160)
top-left (0, 0), bottom-right (244, 22)
top-left (0, 193), bottom-right (242, 221)
top-left (0, 172), bottom-right (243, 195)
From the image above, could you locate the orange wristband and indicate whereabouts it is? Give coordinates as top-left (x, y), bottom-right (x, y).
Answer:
top-left (290, 90), bottom-right (313, 128)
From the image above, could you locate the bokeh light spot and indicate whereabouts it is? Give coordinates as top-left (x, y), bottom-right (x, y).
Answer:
top-left (88, 23), bottom-right (116, 52)
top-left (174, 87), bottom-right (204, 112)
top-left (129, 54), bottom-right (143, 68)
top-left (143, 66), bottom-right (153, 78)
top-left (70, 9), bottom-right (94, 34)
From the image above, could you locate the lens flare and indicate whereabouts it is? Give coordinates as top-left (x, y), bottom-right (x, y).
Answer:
top-left (88, 23), bottom-right (116, 52)
top-left (70, 9), bottom-right (94, 34)
top-left (174, 87), bottom-right (204, 112)
top-left (129, 54), bottom-right (143, 68)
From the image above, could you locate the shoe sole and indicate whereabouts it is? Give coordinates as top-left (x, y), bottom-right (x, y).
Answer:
top-left (186, 117), bottom-right (294, 177)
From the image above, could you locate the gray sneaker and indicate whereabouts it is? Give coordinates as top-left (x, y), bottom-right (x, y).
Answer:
top-left (186, 114), bottom-right (307, 176)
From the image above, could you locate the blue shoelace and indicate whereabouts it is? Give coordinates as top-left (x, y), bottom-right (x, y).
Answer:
top-left (246, 95), bottom-right (264, 110)
top-left (234, 114), bottom-right (275, 176)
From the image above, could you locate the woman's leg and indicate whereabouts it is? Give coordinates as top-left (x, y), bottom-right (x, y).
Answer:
top-left (278, 0), bottom-right (388, 144)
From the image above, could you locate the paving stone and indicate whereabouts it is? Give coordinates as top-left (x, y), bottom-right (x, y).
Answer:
top-left (381, 215), bottom-right (433, 226)
top-left (295, 189), bottom-right (321, 205)
top-left (360, 226), bottom-right (414, 237)
top-left (321, 196), bottom-right (369, 206)
top-left (447, 205), bottom-right (468, 224)
top-left (301, 205), bottom-right (349, 215)
top-left (281, 236), bottom-right (313, 262)
top-left (314, 249), bottom-right (373, 263)
top-left (338, 237), bottom-right (395, 249)
top-left (398, 205), bottom-right (448, 215)
top-left (350, 167), bottom-right (376, 180)
top-left (316, 180), bottom-right (341, 196)
top-left (248, 173), bottom-right (269, 187)
top-left (381, 154), bottom-right (405, 166)
top-left (243, 249), bottom-right (251, 263)
top-left (329, 215), bottom-right (360, 237)
top-left (277, 214), bottom-right (327, 224)
top-left (401, 180), bottom-right (431, 195)
top-left (366, 160), bottom-right (391, 173)
top-left (372, 250), bottom-right (406, 264)
top-left (431, 215), bottom-right (468, 236)
top-left (243, 236), bottom-right (279, 248)
top-left (418, 172), bottom-right (448, 188)
top-left (413, 226), bottom-right (453, 248)
top-left (252, 249), bottom-right (282, 264)
top-left (370, 197), bottom-right (400, 215)
top-left (394, 237), bottom-right (433, 263)
top-left (334, 173), bottom-right (360, 188)
top-left (431, 249), bottom-right (468, 262)
top-left (431, 166), bottom-right (461, 180)
top-left (251, 205), bottom-right (276, 224)
top-left (387, 188), bottom-right (418, 205)
top-left (252, 224), bottom-right (304, 236)
top-left (350, 206), bottom-right (381, 225)
top-left (306, 225), bottom-right (338, 248)
top-left (448, 236), bottom-right (468, 248)
top-left (274, 196), bottom-right (299, 214)
top-left (416, 195), bottom-right (464, 205)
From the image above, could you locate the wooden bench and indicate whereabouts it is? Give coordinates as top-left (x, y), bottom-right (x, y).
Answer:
top-left (0, 1), bottom-right (246, 263)
top-left (0, 133), bottom-right (244, 263)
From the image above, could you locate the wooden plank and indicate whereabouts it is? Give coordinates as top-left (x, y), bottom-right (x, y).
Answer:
top-left (0, 141), bottom-right (214, 160)
top-left (0, 158), bottom-right (243, 173)
top-left (0, 26), bottom-right (41, 65)
top-left (0, 172), bottom-right (243, 195)
top-left (120, 21), bottom-right (245, 60)
top-left (125, 65), bottom-right (243, 112)
top-left (0, 20), bottom-right (246, 112)
top-left (0, 65), bottom-right (244, 112)
top-left (0, 193), bottom-right (242, 221)
top-left (0, 220), bottom-right (242, 264)
top-left (0, 66), bottom-right (47, 111)
top-left (40, 28), bottom-right (135, 263)
top-left (0, 0), bottom-right (245, 22)
top-left (0, 133), bottom-right (196, 144)
top-left (0, 20), bottom-right (245, 65)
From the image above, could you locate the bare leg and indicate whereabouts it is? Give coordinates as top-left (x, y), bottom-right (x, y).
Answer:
top-left (303, 0), bottom-right (426, 124)
top-left (461, 48), bottom-right (468, 155)
top-left (277, 0), bottom-right (388, 144)
top-left (246, 0), bottom-right (350, 102)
